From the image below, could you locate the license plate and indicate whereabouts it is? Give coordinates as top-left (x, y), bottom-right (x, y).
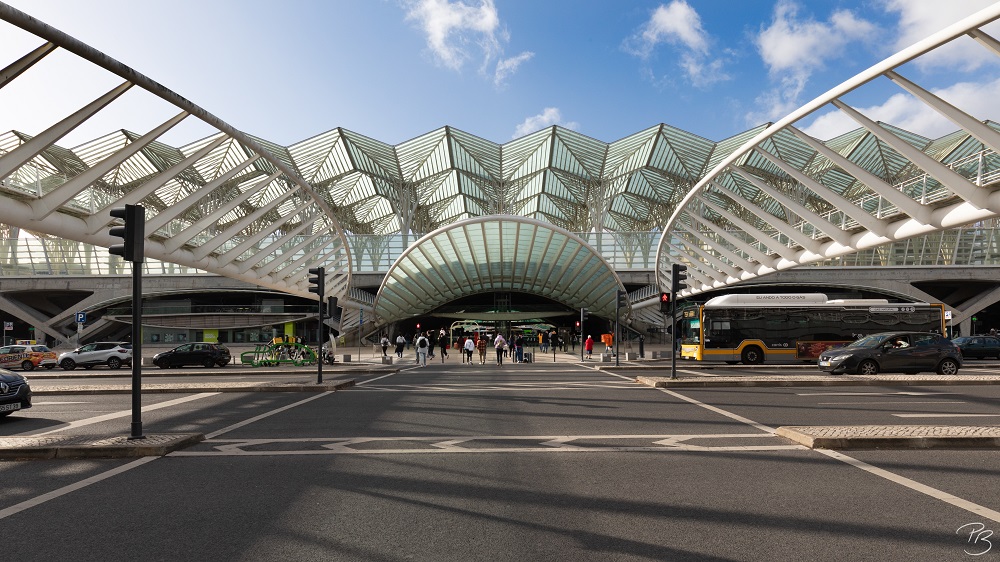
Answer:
top-left (818, 360), bottom-right (831, 367)
top-left (0, 403), bottom-right (21, 412)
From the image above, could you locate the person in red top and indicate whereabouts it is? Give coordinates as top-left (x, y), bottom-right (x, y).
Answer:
top-left (585, 335), bottom-right (594, 360)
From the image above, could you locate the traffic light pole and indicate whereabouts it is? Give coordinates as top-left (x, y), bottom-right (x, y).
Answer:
top-left (129, 259), bottom-right (144, 438)
top-left (670, 296), bottom-right (677, 380)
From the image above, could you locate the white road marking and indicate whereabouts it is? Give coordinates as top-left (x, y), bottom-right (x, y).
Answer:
top-left (23, 393), bottom-right (220, 437)
top-left (30, 401), bottom-right (92, 405)
top-left (0, 457), bottom-right (157, 521)
top-left (891, 413), bottom-right (1000, 418)
top-left (651, 385), bottom-right (1000, 524)
top-left (817, 449), bottom-right (1000, 523)
top-left (170, 433), bottom-right (800, 456)
top-left (204, 392), bottom-right (333, 439)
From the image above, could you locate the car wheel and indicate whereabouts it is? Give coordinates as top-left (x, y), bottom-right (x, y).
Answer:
top-left (203, 358), bottom-right (215, 368)
top-left (107, 357), bottom-right (122, 369)
top-left (937, 359), bottom-right (960, 376)
top-left (155, 359), bottom-right (169, 369)
top-left (21, 360), bottom-right (35, 371)
top-left (858, 360), bottom-right (879, 375)
top-left (741, 346), bottom-right (764, 365)
top-left (61, 359), bottom-right (76, 370)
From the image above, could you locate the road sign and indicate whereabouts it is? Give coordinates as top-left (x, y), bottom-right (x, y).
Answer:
top-left (360, 310), bottom-right (364, 326)
top-left (3, 321), bottom-right (11, 330)
top-left (75, 311), bottom-right (87, 323)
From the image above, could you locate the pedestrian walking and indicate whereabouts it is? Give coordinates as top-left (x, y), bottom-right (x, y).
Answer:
top-left (494, 333), bottom-right (507, 366)
top-left (514, 335), bottom-right (524, 363)
top-left (395, 334), bottom-right (406, 358)
top-left (585, 335), bottom-right (594, 360)
top-left (427, 330), bottom-right (436, 359)
top-left (415, 332), bottom-right (429, 367)
top-left (477, 333), bottom-right (488, 364)
top-left (439, 328), bottom-right (449, 362)
top-left (380, 335), bottom-right (389, 357)
top-left (540, 330), bottom-right (548, 354)
top-left (464, 337), bottom-right (475, 365)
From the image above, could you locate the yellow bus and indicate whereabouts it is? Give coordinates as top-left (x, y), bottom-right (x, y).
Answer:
top-left (678, 293), bottom-right (947, 365)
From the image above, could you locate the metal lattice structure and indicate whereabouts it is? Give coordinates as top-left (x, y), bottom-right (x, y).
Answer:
top-left (0, 4), bottom-right (351, 302)
top-left (4, 3), bottom-right (1000, 328)
top-left (656, 4), bottom-right (1000, 297)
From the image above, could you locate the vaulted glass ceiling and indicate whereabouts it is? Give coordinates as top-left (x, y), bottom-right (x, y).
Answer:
top-left (375, 217), bottom-right (626, 323)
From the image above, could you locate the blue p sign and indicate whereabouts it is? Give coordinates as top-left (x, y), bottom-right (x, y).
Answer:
top-left (75, 312), bottom-right (87, 324)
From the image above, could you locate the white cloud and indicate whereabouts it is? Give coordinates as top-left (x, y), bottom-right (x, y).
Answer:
top-left (801, 76), bottom-right (1000, 140)
top-left (405, 0), bottom-right (532, 85)
top-left (512, 108), bottom-right (580, 138)
top-left (623, 1), bottom-right (729, 87)
top-left (884, 0), bottom-right (1000, 71)
top-left (494, 51), bottom-right (534, 86)
top-left (747, 1), bottom-right (878, 125)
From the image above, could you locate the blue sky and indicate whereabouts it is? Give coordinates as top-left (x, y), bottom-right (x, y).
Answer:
top-left (2, 0), bottom-right (999, 148)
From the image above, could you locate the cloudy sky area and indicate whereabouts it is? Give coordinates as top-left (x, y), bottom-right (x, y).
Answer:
top-left (1, 0), bottom-right (999, 148)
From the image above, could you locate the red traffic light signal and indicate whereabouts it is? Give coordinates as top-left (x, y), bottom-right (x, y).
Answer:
top-left (575, 320), bottom-right (581, 327)
top-left (416, 323), bottom-right (421, 330)
top-left (659, 292), bottom-right (670, 313)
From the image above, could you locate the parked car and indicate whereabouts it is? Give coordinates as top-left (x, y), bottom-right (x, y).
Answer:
top-left (58, 342), bottom-right (133, 370)
top-left (153, 342), bottom-right (231, 368)
top-left (0, 368), bottom-right (32, 417)
top-left (952, 336), bottom-right (1000, 359)
top-left (0, 344), bottom-right (57, 371)
top-left (818, 331), bottom-right (962, 375)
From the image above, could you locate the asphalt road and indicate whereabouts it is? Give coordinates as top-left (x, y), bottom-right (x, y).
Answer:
top-left (2, 362), bottom-right (999, 561)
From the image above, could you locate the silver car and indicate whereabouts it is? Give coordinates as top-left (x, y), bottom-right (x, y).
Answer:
top-left (58, 342), bottom-right (133, 370)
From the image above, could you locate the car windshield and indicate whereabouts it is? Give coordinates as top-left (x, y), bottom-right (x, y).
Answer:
top-left (848, 334), bottom-right (890, 348)
top-left (953, 337), bottom-right (971, 344)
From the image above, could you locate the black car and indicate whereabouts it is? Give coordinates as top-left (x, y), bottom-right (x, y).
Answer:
top-left (153, 342), bottom-right (231, 368)
top-left (818, 331), bottom-right (962, 375)
top-left (0, 368), bottom-right (32, 417)
top-left (952, 336), bottom-right (1000, 359)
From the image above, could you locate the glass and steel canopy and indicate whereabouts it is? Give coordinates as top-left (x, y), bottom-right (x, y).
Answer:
top-left (374, 216), bottom-right (627, 325)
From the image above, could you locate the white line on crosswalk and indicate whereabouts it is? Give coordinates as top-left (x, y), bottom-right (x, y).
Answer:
top-left (891, 413), bottom-right (1000, 418)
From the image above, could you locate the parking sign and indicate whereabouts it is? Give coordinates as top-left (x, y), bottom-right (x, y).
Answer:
top-left (75, 312), bottom-right (87, 323)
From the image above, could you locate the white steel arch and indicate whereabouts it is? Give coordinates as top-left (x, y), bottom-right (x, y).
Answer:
top-left (656, 3), bottom-right (1000, 297)
top-left (0, 3), bottom-right (351, 301)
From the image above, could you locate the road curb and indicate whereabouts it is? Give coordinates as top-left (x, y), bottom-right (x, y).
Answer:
top-left (776, 426), bottom-right (1000, 450)
top-left (636, 376), bottom-right (1000, 388)
top-left (31, 378), bottom-right (357, 395)
top-left (0, 433), bottom-right (205, 460)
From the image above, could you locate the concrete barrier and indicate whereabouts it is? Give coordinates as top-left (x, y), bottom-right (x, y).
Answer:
top-left (342, 354), bottom-right (351, 362)
top-left (381, 356), bottom-right (393, 365)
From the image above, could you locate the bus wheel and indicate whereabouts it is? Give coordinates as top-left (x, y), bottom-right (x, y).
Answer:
top-left (740, 346), bottom-right (764, 365)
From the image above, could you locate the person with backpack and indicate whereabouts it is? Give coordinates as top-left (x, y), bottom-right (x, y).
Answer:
top-left (494, 333), bottom-right (507, 366)
top-left (415, 333), bottom-right (429, 367)
top-left (464, 336), bottom-right (475, 365)
top-left (395, 334), bottom-right (406, 358)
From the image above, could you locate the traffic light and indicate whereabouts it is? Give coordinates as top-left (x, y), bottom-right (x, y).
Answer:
top-left (671, 263), bottom-right (688, 294)
top-left (616, 290), bottom-right (627, 309)
top-left (659, 292), bottom-right (671, 313)
top-left (308, 266), bottom-right (325, 298)
top-left (108, 204), bottom-right (145, 263)
top-left (581, 308), bottom-right (589, 323)
top-left (575, 320), bottom-right (581, 328)
top-left (326, 296), bottom-right (338, 317)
